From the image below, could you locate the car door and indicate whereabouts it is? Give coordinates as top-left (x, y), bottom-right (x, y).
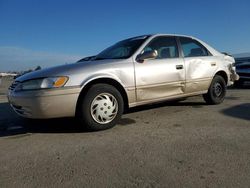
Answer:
top-left (135, 36), bottom-right (185, 102)
top-left (178, 37), bottom-right (218, 93)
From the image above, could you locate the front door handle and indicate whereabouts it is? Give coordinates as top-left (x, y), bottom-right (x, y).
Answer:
top-left (176, 65), bottom-right (183, 70)
top-left (211, 62), bottom-right (217, 66)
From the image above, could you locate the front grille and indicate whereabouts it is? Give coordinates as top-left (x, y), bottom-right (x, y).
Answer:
top-left (9, 81), bottom-right (20, 91)
top-left (12, 105), bottom-right (24, 114)
top-left (11, 104), bottom-right (32, 116)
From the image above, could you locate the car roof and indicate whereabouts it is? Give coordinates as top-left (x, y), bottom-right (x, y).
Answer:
top-left (150, 33), bottom-right (194, 38)
top-left (130, 34), bottom-right (194, 40)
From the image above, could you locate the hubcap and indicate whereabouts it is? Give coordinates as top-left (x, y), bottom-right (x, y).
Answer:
top-left (90, 93), bottom-right (118, 124)
top-left (213, 82), bottom-right (223, 97)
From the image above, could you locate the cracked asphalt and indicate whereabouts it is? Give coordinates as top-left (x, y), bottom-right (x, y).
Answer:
top-left (0, 77), bottom-right (250, 188)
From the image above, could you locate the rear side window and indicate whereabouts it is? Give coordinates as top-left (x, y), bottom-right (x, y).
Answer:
top-left (179, 37), bottom-right (210, 57)
top-left (143, 36), bottom-right (179, 59)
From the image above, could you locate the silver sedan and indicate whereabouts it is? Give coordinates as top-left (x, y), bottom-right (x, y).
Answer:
top-left (8, 34), bottom-right (239, 130)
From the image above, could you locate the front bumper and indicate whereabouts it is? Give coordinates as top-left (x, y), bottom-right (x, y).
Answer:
top-left (8, 87), bottom-right (81, 119)
top-left (230, 73), bottom-right (240, 82)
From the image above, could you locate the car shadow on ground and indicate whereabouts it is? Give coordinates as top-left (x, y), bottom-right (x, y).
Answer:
top-left (221, 103), bottom-right (250, 121)
top-left (0, 102), bottom-right (140, 137)
top-left (127, 99), bottom-right (205, 113)
top-left (0, 101), bottom-right (205, 137)
top-left (0, 100), bottom-right (206, 137)
top-left (1, 97), bottom-right (248, 137)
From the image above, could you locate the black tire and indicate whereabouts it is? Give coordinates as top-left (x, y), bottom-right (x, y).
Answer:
top-left (79, 84), bottom-right (124, 131)
top-left (203, 75), bottom-right (226, 105)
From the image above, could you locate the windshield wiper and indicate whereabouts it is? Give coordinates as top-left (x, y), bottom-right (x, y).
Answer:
top-left (94, 57), bottom-right (111, 60)
top-left (77, 56), bottom-right (96, 62)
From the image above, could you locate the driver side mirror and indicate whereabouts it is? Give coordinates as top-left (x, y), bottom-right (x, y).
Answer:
top-left (136, 50), bottom-right (158, 63)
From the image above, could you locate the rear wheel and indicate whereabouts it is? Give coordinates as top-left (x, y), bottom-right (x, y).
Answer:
top-left (203, 75), bottom-right (226, 105)
top-left (79, 84), bottom-right (124, 131)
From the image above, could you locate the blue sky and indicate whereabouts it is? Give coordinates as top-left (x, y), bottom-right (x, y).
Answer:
top-left (0, 0), bottom-right (250, 71)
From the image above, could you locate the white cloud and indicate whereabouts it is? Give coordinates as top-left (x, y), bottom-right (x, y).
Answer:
top-left (0, 46), bottom-right (83, 72)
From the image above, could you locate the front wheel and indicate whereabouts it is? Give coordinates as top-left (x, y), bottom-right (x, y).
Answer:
top-left (203, 75), bottom-right (226, 105)
top-left (79, 84), bottom-right (124, 131)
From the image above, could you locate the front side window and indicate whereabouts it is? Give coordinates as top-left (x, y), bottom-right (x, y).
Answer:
top-left (179, 37), bottom-right (210, 57)
top-left (143, 36), bottom-right (179, 59)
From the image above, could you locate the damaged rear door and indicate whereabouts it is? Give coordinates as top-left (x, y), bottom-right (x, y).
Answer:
top-left (178, 37), bottom-right (218, 93)
top-left (135, 36), bottom-right (185, 102)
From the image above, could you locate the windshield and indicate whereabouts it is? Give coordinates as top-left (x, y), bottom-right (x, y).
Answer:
top-left (94, 35), bottom-right (150, 60)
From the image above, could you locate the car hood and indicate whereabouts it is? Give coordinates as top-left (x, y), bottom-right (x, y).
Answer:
top-left (15, 59), bottom-right (126, 82)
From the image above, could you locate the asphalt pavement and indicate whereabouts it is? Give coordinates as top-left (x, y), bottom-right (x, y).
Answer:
top-left (0, 77), bottom-right (249, 188)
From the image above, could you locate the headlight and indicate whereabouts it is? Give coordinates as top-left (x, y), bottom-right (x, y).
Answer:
top-left (15, 77), bottom-right (68, 91)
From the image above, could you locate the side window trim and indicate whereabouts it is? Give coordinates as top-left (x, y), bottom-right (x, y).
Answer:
top-left (176, 37), bottom-right (184, 58)
top-left (174, 36), bottom-right (181, 58)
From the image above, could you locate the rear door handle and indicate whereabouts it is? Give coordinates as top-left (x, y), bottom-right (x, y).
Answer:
top-left (176, 65), bottom-right (183, 70)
